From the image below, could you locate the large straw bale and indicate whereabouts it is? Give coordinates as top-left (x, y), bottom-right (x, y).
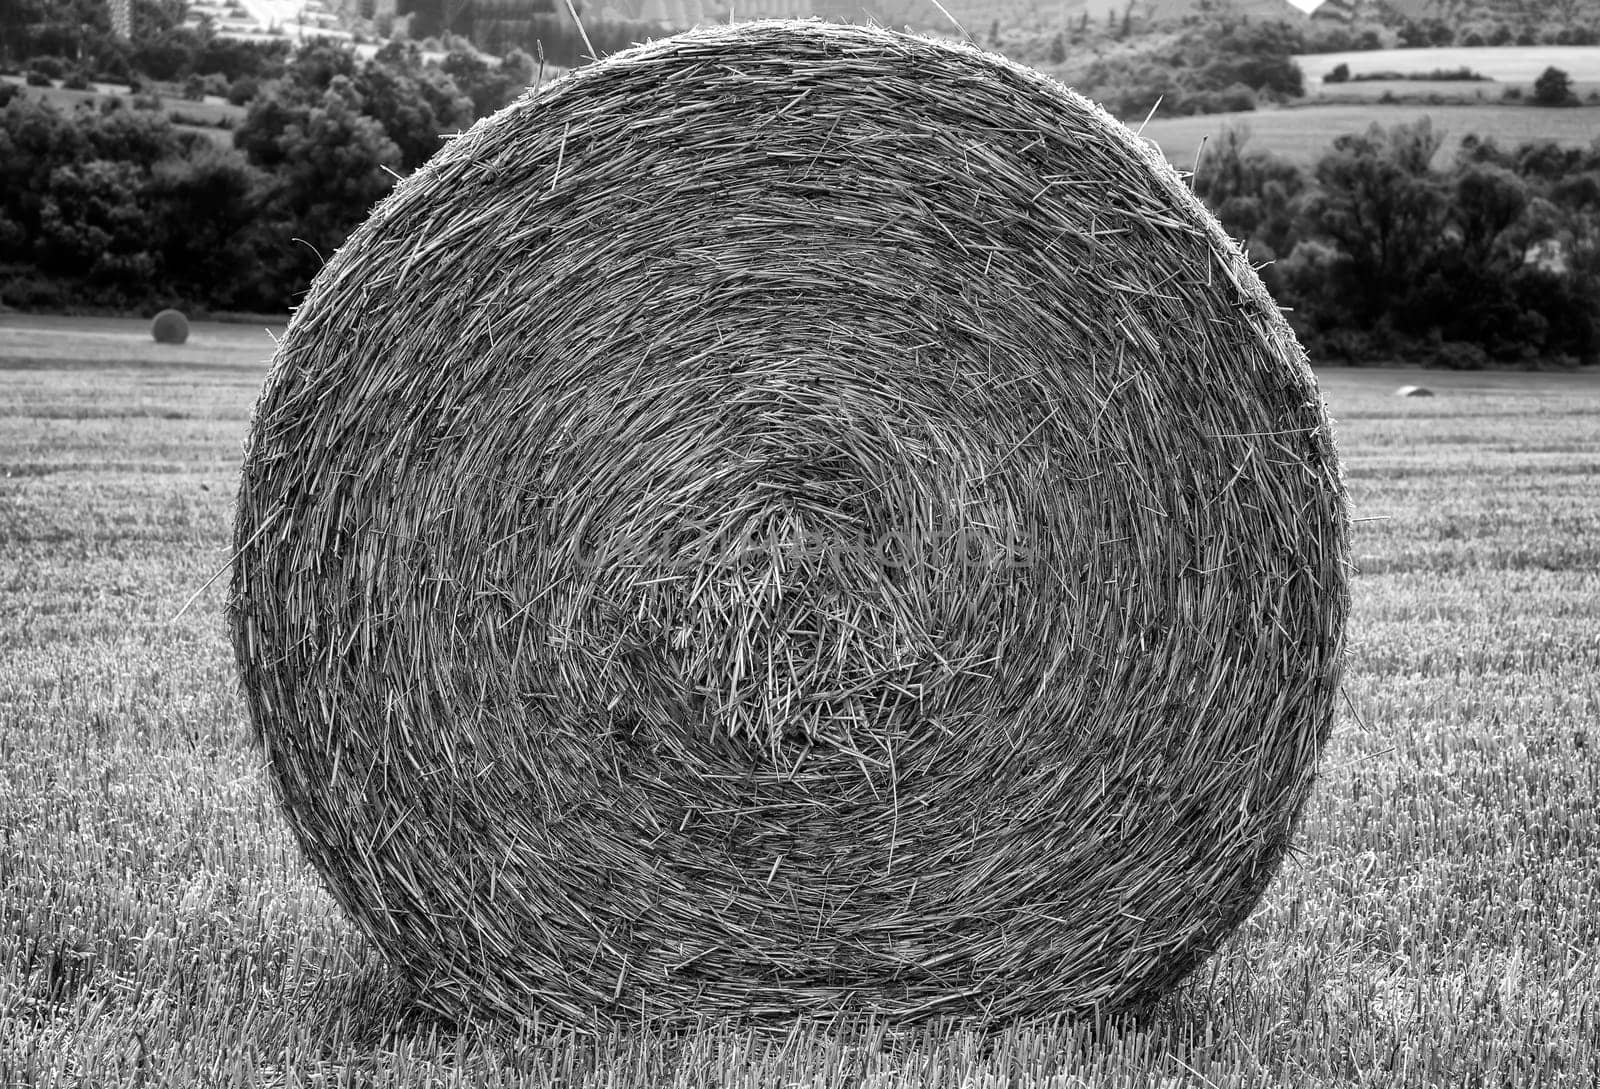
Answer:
top-left (230, 20), bottom-right (1349, 1030)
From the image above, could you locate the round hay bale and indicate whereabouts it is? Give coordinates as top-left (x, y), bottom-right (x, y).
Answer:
top-left (230, 20), bottom-right (1349, 1030)
top-left (1396, 385), bottom-right (1435, 397)
top-left (150, 308), bottom-right (189, 344)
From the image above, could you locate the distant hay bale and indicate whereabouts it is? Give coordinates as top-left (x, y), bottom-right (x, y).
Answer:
top-left (150, 308), bottom-right (189, 344)
top-left (229, 20), bottom-right (1350, 1031)
top-left (1397, 385), bottom-right (1435, 397)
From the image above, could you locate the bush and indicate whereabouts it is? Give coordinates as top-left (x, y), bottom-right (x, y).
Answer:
top-left (1305, 326), bottom-right (1383, 365)
top-left (1346, 69), bottom-right (1485, 84)
top-left (1218, 83), bottom-right (1257, 112)
top-left (63, 70), bottom-right (91, 90)
top-left (226, 76), bottom-right (259, 105)
top-left (0, 83), bottom-right (21, 107)
top-left (131, 91), bottom-right (163, 110)
top-left (1178, 84), bottom-right (1258, 115)
top-left (131, 28), bottom-right (203, 83)
top-left (1532, 66), bottom-right (1576, 107)
top-left (25, 69), bottom-right (53, 87)
top-left (1324, 63), bottom-right (1349, 84)
top-left (0, 271), bottom-right (70, 311)
top-left (1418, 67), bottom-right (1487, 81)
top-left (151, 309), bottom-right (190, 344)
top-left (1426, 339), bottom-right (1489, 370)
top-left (167, 109), bottom-right (232, 129)
top-left (94, 50), bottom-right (134, 86)
top-left (29, 55), bottom-right (68, 80)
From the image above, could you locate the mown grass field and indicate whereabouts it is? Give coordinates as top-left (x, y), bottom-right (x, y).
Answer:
top-left (1, 315), bottom-right (1597, 1086)
top-left (1140, 102), bottom-right (1600, 170)
top-left (1291, 45), bottom-right (1600, 87)
top-left (0, 75), bottom-right (245, 146)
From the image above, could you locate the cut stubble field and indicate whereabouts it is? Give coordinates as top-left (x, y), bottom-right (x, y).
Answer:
top-left (1291, 45), bottom-right (1600, 87)
top-left (0, 316), bottom-right (1596, 1085)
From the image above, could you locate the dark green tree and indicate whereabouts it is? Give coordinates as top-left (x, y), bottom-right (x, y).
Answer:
top-left (1405, 165), bottom-right (1536, 356)
top-left (130, 26), bottom-right (202, 81)
top-left (359, 46), bottom-right (474, 169)
top-left (236, 76), bottom-right (401, 303)
top-left (1295, 119), bottom-right (1448, 327)
top-left (148, 144), bottom-right (272, 307)
top-left (0, 97), bottom-right (90, 252)
top-left (1532, 66), bottom-right (1576, 106)
top-left (438, 48), bottom-right (515, 117)
top-left (284, 41), bottom-right (360, 93)
top-left (1193, 124), bottom-right (1307, 260)
top-left (38, 158), bottom-right (158, 287)
top-left (1450, 164), bottom-right (1529, 268)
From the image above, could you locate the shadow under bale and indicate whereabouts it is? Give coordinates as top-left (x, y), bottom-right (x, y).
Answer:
top-left (230, 19), bottom-right (1350, 1032)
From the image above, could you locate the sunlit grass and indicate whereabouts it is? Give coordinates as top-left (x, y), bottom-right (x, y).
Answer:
top-left (1140, 103), bottom-right (1600, 170)
top-left (2, 326), bottom-right (1597, 1085)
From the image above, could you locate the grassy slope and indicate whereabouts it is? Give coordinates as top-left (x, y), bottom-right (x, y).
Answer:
top-left (932, 0), bottom-right (1308, 36)
top-left (1339, 0), bottom-right (1600, 26)
top-left (1138, 102), bottom-right (1600, 168)
top-left (0, 75), bottom-right (244, 147)
top-left (1291, 44), bottom-right (1600, 83)
top-left (1, 317), bottom-right (1598, 1085)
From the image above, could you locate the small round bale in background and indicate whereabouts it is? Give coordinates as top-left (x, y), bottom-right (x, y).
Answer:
top-left (1397, 385), bottom-right (1435, 397)
top-left (230, 20), bottom-right (1350, 1031)
top-left (150, 308), bottom-right (189, 344)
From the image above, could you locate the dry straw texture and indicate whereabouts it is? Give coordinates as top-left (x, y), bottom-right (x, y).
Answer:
top-left (150, 308), bottom-right (189, 344)
top-left (231, 20), bottom-right (1349, 1031)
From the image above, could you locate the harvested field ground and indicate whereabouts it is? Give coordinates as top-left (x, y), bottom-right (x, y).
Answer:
top-left (1, 314), bottom-right (1596, 1085)
top-left (1292, 45), bottom-right (1600, 86)
top-left (0, 75), bottom-right (247, 125)
top-left (1139, 102), bottom-right (1600, 169)
top-left (1296, 77), bottom-right (1600, 102)
top-left (0, 75), bottom-right (245, 146)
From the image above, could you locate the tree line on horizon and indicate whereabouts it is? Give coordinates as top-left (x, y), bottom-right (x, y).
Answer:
top-left (0, 25), bottom-right (1596, 366)
top-left (1196, 121), bottom-right (1599, 367)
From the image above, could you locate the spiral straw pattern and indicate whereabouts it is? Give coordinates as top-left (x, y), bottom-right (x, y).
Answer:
top-left (231, 19), bottom-right (1349, 1030)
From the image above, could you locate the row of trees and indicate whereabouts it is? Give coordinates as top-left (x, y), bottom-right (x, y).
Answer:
top-left (0, 41), bottom-right (536, 313)
top-left (993, 10), bottom-right (1600, 83)
top-left (1197, 122), bottom-right (1600, 366)
top-left (1070, 18), bottom-right (1307, 118)
top-left (403, 0), bottom-right (659, 68)
top-left (1, 37), bottom-right (1596, 366)
top-left (0, 0), bottom-right (296, 87)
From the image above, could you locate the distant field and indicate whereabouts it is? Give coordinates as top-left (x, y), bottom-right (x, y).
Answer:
top-left (1293, 45), bottom-right (1600, 86)
top-left (0, 76), bottom-right (243, 146)
top-left (1292, 44), bottom-right (1600, 103)
top-left (2, 313), bottom-right (1597, 1085)
top-left (1140, 102), bottom-right (1600, 169)
top-left (1299, 77), bottom-right (1600, 102)
top-left (0, 314), bottom-right (281, 371)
